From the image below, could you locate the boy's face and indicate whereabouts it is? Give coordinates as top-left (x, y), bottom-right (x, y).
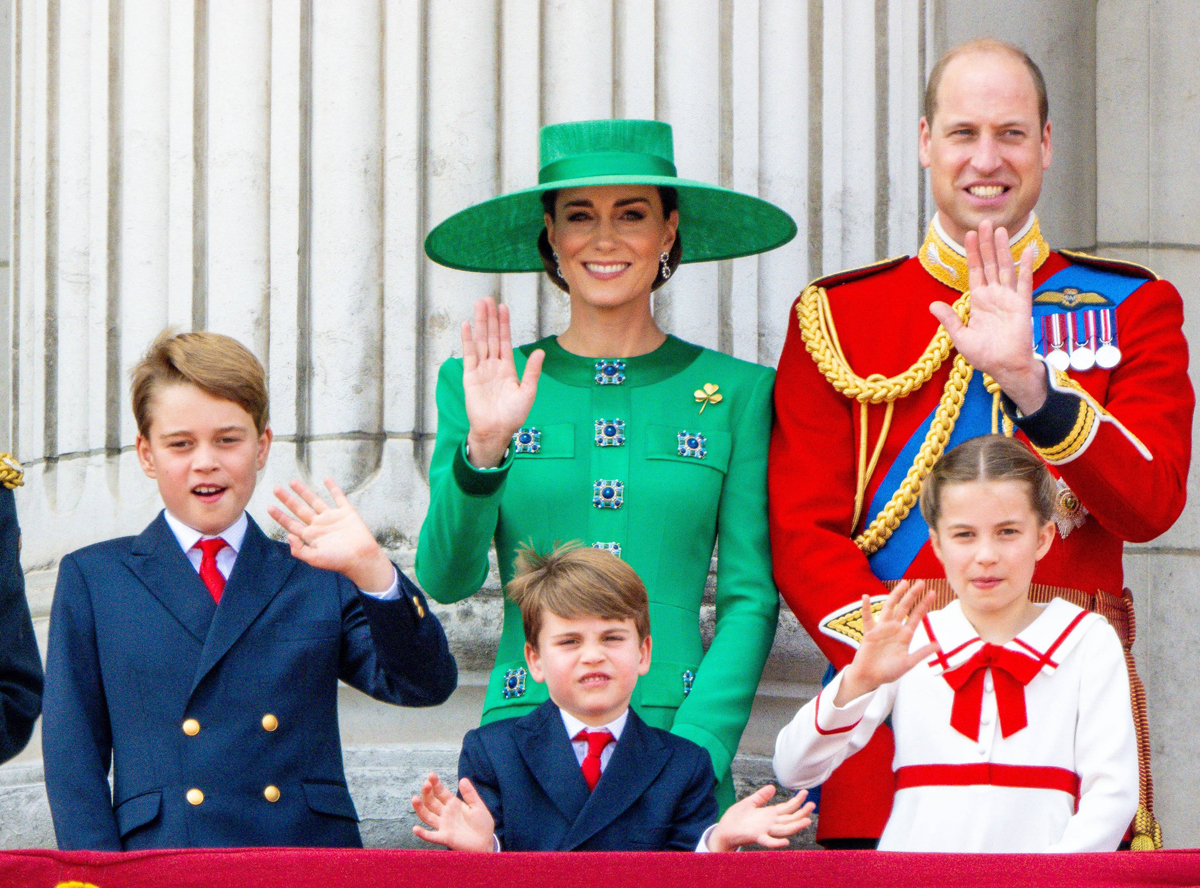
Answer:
top-left (525, 612), bottom-right (651, 728)
top-left (136, 382), bottom-right (272, 536)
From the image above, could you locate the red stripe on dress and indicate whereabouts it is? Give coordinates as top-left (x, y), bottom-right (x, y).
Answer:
top-left (922, 616), bottom-right (953, 671)
top-left (894, 763), bottom-right (1080, 795)
top-left (813, 687), bottom-right (862, 735)
top-left (1012, 609), bottom-right (1088, 671)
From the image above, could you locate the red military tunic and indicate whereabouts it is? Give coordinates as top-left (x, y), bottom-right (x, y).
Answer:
top-left (769, 216), bottom-right (1193, 842)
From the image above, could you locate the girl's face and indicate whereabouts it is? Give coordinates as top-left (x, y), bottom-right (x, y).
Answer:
top-left (545, 185), bottom-right (678, 312)
top-left (928, 478), bottom-right (1055, 628)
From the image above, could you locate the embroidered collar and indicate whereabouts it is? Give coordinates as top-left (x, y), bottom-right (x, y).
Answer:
top-left (919, 213), bottom-right (1050, 293)
top-left (919, 598), bottom-right (1097, 679)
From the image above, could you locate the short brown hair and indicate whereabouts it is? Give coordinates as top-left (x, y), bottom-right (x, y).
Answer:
top-left (506, 541), bottom-right (651, 647)
top-left (924, 38), bottom-right (1049, 131)
top-left (920, 434), bottom-right (1056, 529)
top-left (131, 329), bottom-right (270, 437)
top-left (537, 188), bottom-right (683, 294)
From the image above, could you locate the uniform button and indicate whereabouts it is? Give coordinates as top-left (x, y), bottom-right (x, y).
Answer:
top-left (186, 788), bottom-right (204, 806)
top-left (264, 785), bottom-right (280, 803)
top-left (262, 713), bottom-right (279, 732)
top-left (182, 718), bottom-right (200, 737)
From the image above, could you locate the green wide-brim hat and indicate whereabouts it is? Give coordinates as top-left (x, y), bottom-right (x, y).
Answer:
top-left (424, 119), bottom-right (797, 272)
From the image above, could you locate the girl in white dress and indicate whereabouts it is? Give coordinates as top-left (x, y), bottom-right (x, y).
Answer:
top-left (774, 434), bottom-right (1138, 852)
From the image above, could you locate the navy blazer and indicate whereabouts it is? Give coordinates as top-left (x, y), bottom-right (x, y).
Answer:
top-left (0, 486), bottom-right (42, 764)
top-left (460, 700), bottom-right (717, 851)
top-left (42, 512), bottom-right (457, 850)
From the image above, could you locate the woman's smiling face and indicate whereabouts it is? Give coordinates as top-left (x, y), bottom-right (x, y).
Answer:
top-left (545, 185), bottom-right (678, 311)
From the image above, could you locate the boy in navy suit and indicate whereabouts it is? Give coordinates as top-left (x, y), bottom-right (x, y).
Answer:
top-left (42, 330), bottom-right (456, 850)
top-left (412, 543), bottom-right (813, 852)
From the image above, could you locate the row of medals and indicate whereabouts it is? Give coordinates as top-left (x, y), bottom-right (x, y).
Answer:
top-left (1036, 309), bottom-right (1121, 372)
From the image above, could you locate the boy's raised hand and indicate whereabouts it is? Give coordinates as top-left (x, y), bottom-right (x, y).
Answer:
top-left (835, 580), bottom-right (939, 705)
top-left (706, 785), bottom-right (815, 851)
top-left (268, 478), bottom-right (395, 593)
top-left (411, 773), bottom-right (496, 853)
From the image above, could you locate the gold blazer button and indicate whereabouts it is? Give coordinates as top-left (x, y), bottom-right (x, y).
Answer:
top-left (261, 713), bottom-right (279, 732)
top-left (182, 719), bottom-right (200, 737)
top-left (263, 785), bottom-right (281, 803)
top-left (186, 788), bottom-right (204, 806)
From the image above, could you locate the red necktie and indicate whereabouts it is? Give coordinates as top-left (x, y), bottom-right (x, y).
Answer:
top-left (942, 642), bottom-right (1042, 741)
top-left (574, 729), bottom-right (614, 791)
top-left (195, 538), bottom-right (228, 603)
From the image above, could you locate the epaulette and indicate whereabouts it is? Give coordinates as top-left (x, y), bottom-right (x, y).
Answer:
top-left (806, 255), bottom-right (908, 291)
top-left (1059, 249), bottom-right (1159, 282)
top-left (0, 453), bottom-right (22, 490)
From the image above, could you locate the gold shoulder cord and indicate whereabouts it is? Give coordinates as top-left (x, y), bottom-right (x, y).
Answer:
top-left (0, 454), bottom-right (23, 490)
top-left (798, 219), bottom-right (1047, 555)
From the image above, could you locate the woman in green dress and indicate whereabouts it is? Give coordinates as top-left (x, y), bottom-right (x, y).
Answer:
top-left (417, 119), bottom-right (795, 807)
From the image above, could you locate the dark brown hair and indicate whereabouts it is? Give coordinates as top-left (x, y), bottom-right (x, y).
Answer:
top-left (131, 329), bottom-right (270, 437)
top-left (507, 541), bottom-right (651, 647)
top-left (924, 38), bottom-right (1049, 131)
top-left (537, 187), bottom-right (683, 293)
top-left (919, 434), bottom-right (1056, 529)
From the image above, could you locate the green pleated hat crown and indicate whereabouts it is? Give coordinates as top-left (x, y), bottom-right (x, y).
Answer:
top-left (423, 119), bottom-right (797, 272)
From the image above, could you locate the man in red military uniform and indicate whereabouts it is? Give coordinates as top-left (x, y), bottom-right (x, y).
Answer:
top-left (769, 38), bottom-right (1192, 848)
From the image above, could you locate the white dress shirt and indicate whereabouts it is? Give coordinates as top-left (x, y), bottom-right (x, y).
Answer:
top-left (162, 509), bottom-right (399, 598)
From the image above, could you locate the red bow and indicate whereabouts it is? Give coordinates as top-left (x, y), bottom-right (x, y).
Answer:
top-left (941, 643), bottom-right (1042, 741)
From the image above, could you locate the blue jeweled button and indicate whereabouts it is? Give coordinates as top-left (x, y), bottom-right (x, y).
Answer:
top-left (592, 541), bottom-right (622, 558)
top-left (512, 427), bottom-right (541, 454)
top-left (594, 418), bottom-right (626, 447)
top-left (592, 479), bottom-right (624, 509)
top-left (682, 669), bottom-right (696, 697)
top-left (677, 430), bottom-right (707, 459)
top-left (594, 359), bottom-right (627, 385)
top-left (502, 666), bottom-right (527, 699)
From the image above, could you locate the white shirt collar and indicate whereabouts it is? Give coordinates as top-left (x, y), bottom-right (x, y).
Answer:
top-left (559, 706), bottom-right (629, 742)
top-left (162, 509), bottom-right (249, 556)
top-left (932, 211), bottom-right (1036, 257)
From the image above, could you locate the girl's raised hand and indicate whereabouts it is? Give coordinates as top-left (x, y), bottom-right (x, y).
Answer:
top-left (461, 298), bottom-right (545, 468)
top-left (835, 580), bottom-right (939, 704)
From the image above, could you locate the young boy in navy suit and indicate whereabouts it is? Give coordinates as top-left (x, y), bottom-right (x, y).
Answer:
top-left (42, 330), bottom-right (457, 850)
top-left (412, 543), bottom-right (813, 852)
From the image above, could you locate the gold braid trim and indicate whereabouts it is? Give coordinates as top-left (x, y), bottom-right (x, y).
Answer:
top-left (0, 454), bottom-right (23, 490)
top-left (798, 286), bottom-right (972, 555)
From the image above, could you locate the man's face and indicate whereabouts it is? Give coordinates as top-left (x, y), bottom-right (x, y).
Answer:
top-left (919, 50), bottom-right (1052, 245)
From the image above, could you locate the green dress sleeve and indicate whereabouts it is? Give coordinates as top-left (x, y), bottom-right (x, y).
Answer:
top-left (668, 366), bottom-right (780, 782)
top-left (415, 356), bottom-right (514, 603)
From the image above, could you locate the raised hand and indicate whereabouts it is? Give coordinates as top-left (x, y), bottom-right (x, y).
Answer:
top-left (835, 580), bottom-right (939, 705)
top-left (706, 785), bottom-right (815, 851)
top-left (928, 219), bottom-right (1048, 414)
top-left (268, 477), bottom-right (395, 593)
top-left (411, 773), bottom-right (496, 853)
top-left (462, 297), bottom-right (545, 469)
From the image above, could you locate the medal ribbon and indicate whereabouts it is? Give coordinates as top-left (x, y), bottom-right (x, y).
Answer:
top-left (941, 643), bottom-right (1042, 741)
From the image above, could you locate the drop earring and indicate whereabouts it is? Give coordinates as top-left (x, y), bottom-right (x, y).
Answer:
top-left (659, 251), bottom-right (671, 281)
top-left (553, 251), bottom-right (564, 279)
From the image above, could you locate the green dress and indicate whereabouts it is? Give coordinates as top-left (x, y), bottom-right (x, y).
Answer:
top-left (416, 335), bottom-right (779, 806)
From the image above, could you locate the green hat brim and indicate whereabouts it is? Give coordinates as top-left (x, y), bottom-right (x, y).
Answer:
top-left (424, 175), bottom-right (797, 273)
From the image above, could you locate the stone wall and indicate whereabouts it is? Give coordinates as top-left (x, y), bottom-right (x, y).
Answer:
top-left (1, 0), bottom-right (1198, 850)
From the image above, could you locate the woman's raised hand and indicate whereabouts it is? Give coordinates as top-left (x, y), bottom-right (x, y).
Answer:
top-left (462, 297), bottom-right (544, 469)
top-left (834, 581), bottom-right (938, 705)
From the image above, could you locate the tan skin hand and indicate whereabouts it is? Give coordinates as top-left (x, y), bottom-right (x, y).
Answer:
top-left (706, 785), bottom-right (815, 851)
top-left (411, 773), bottom-right (497, 853)
top-left (267, 477), bottom-right (395, 593)
top-left (462, 297), bottom-right (546, 469)
top-left (928, 219), bottom-right (1048, 415)
top-left (835, 580), bottom-right (939, 706)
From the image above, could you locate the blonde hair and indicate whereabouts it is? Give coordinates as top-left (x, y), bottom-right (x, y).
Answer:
top-left (919, 434), bottom-right (1056, 529)
top-left (131, 329), bottom-right (269, 437)
top-left (506, 541), bottom-right (651, 647)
